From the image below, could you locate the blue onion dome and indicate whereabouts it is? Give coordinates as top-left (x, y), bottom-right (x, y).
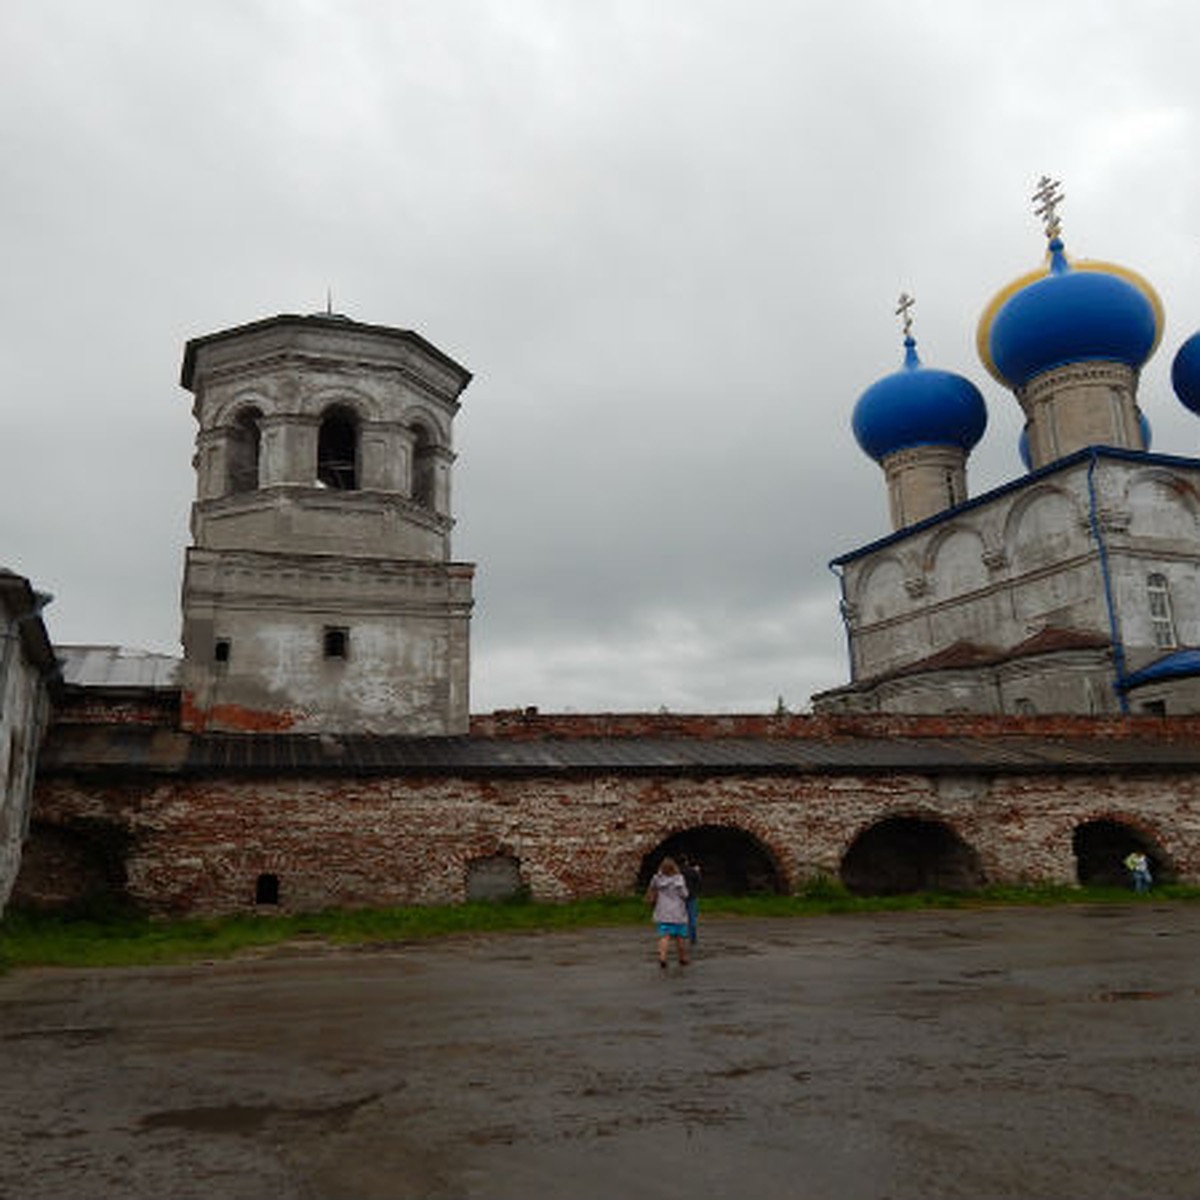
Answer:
top-left (977, 238), bottom-right (1163, 389)
top-left (852, 336), bottom-right (988, 462)
top-left (1019, 408), bottom-right (1150, 470)
top-left (1172, 331), bottom-right (1200, 415)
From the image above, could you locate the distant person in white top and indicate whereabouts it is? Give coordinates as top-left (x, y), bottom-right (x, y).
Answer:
top-left (646, 857), bottom-right (690, 969)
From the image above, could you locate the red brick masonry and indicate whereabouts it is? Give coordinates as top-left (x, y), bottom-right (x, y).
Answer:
top-left (16, 708), bottom-right (1200, 915)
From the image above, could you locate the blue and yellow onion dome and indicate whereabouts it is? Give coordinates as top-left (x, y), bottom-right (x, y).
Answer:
top-left (852, 336), bottom-right (988, 463)
top-left (977, 238), bottom-right (1163, 390)
top-left (1172, 332), bottom-right (1200, 415)
top-left (1018, 409), bottom-right (1151, 471)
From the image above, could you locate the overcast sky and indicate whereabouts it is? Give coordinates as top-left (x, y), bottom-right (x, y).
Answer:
top-left (3, 0), bottom-right (1200, 714)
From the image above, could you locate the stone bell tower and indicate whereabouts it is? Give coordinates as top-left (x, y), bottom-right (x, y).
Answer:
top-left (178, 312), bottom-right (474, 735)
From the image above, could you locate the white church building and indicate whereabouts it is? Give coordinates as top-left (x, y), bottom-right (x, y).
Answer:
top-left (815, 178), bottom-right (1200, 716)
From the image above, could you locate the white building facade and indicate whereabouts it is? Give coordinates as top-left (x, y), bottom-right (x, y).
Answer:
top-left (816, 180), bottom-right (1200, 716)
top-left (0, 570), bottom-right (56, 913)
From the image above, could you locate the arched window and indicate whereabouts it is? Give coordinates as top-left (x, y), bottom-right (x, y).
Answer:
top-left (411, 424), bottom-right (436, 509)
top-left (227, 407), bottom-right (262, 494)
top-left (317, 406), bottom-right (359, 490)
top-left (1147, 572), bottom-right (1177, 649)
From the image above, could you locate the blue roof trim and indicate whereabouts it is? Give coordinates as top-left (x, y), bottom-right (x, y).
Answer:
top-left (831, 445), bottom-right (1200, 567)
top-left (1122, 649), bottom-right (1200, 690)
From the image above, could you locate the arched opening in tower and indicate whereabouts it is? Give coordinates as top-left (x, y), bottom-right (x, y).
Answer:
top-left (840, 816), bottom-right (985, 896)
top-left (410, 423), bottom-right (436, 508)
top-left (1072, 819), bottom-right (1172, 887)
top-left (317, 407), bottom-right (359, 490)
top-left (636, 825), bottom-right (783, 895)
top-left (227, 406), bottom-right (262, 494)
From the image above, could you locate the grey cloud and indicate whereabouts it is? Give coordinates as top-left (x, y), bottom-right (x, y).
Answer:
top-left (5, 0), bottom-right (1200, 710)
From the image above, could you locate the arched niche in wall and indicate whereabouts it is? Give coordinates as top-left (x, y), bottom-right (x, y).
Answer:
top-left (854, 555), bottom-right (909, 624)
top-left (1072, 818), bottom-right (1174, 887)
top-left (636, 824), bottom-right (784, 896)
top-left (465, 854), bottom-right (525, 902)
top-left (1125, 470), bottom-right (1200, 541)
top-left (926, 525), bottom-right (988, 596)
top-left (840, 814), bottom-right (985, 895)
top-left (1004, 486), bottom-right (1082, 573)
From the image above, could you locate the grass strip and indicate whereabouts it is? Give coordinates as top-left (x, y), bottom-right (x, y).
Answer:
top-left (3, 883), bottom-right (1199, 972)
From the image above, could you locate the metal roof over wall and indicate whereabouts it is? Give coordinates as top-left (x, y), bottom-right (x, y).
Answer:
top-left (55, 646), bottom-right (181, 690)
top-left (36, 727), bottom-right (1200, 779)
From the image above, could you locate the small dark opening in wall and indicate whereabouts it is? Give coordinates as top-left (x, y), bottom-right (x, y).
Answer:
top-left (255, 873), bottom-right (280, 905)
top-left (214, 639), bottom-right (231, 663)
top-left (323, 627), bottom-right (348, 659)
top-left (1141, 700), bottom-right (1167, 716)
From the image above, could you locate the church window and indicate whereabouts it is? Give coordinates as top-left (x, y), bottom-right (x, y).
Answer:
top-left (227, 407), bottom-right (262, 494)
top-left (411, 423), bottom-right (436, 509)
top-left (317, 406), bottom-right (359, 490)
top-left (214, 638), bottom-right (231, 664)
top-left (1147, 573), bottom-right (1177, 649)
top-left (323, 626), bottom-right (349, 659)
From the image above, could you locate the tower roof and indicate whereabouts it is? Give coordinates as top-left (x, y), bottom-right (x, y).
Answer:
top-left (180, 312), bottom-right (472, 393)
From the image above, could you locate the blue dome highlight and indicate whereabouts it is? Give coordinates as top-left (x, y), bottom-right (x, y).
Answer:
top-left (852, 337), bottom-right (987, 463)
top-left (1172, 332), bottom-right (1200, 415)
top-left (980, 240), bottom-right (1161, 389)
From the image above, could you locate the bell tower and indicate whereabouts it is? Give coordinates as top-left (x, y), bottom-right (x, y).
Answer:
top-left (178, 312), bottom-right (474, 735)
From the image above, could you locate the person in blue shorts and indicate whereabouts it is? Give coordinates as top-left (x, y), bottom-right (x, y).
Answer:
top-left (645, 856), bottom-right (690, 969)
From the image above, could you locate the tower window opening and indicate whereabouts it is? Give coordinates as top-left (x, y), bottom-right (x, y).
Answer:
top-left (227, 407), bottom-right (262, 494)
top-left (323, 626), bottom-right (349, 659)
top-left (1147, 572), bottom-right (1177, 649)
top-left (317, 407), bottom-right (359, 490)
top-left (255, 873), bottom-right (280, 905)
top-left (214, 638), bottom-right (231, 664)
top-left (411, 424), bottom-right (436, 509)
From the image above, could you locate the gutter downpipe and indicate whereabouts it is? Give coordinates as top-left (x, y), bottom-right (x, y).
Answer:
top-left (1086, 450), bottom-right (1129, 714)
top-left (829, 561), bottom-right (855, 682)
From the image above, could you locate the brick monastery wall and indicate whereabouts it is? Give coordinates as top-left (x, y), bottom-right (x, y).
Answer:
top-left (23, 761), bottom-right (1200, 916)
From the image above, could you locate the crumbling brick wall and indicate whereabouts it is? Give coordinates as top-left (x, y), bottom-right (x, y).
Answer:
top-left (17, 763), bottom-right (1200, 915)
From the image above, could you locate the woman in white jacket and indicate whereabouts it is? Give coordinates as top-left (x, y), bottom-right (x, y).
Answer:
top-left (645, 857), bottom-right (690, 969)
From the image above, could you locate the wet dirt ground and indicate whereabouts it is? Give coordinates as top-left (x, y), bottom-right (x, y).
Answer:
top-left (3, 904), bottom-right (1200, 1200)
